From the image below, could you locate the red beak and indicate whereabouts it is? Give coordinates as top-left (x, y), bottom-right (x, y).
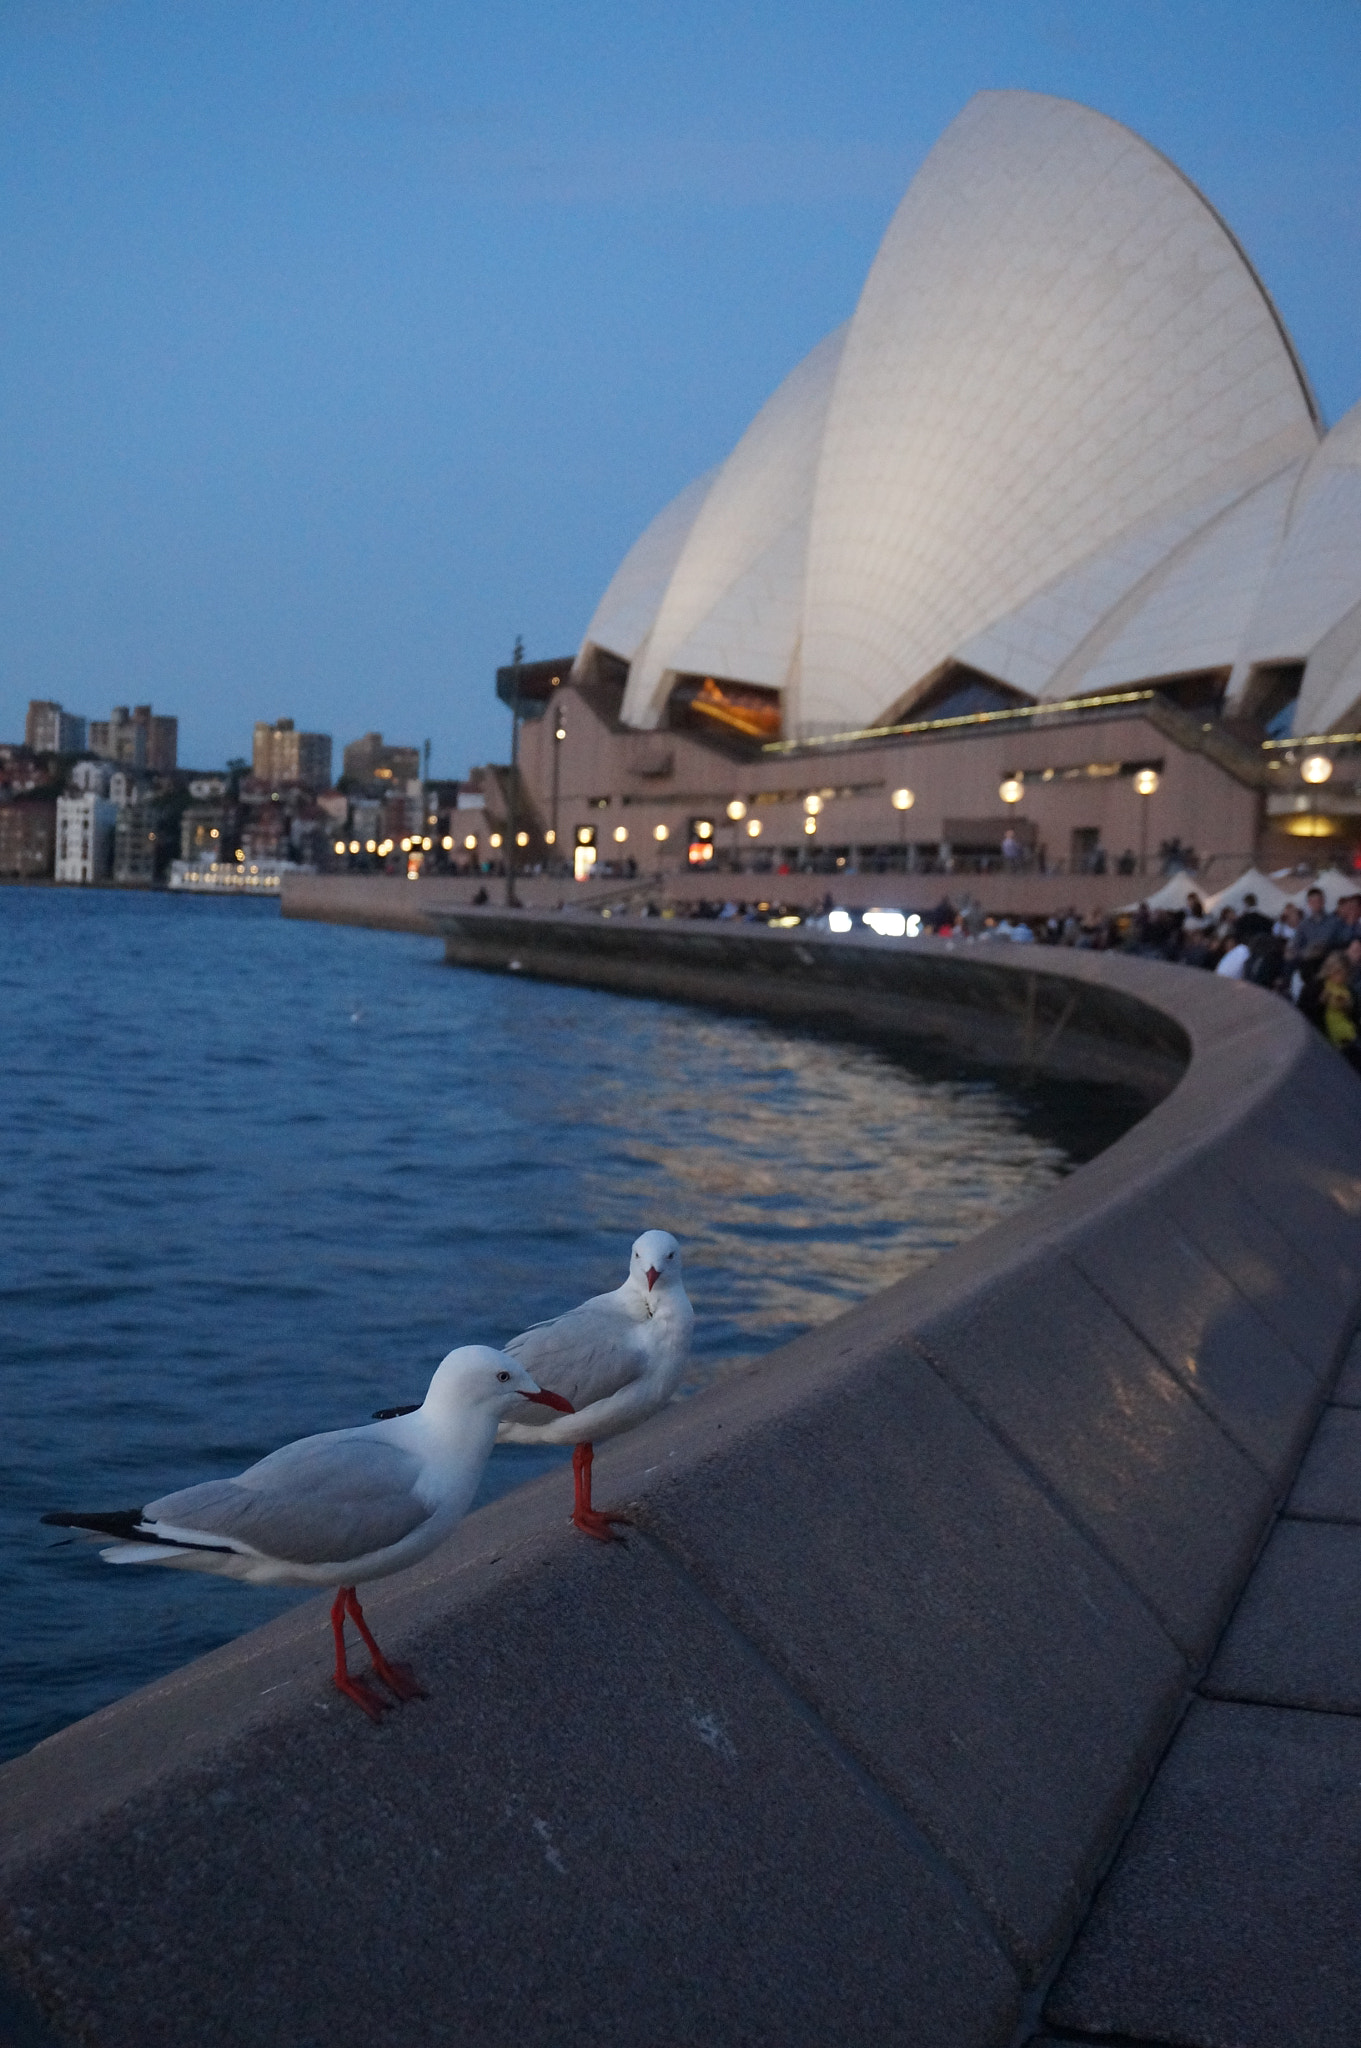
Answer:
top-left (646, 1266), bottom-right (660, 1291)
top-left (522, 1388), bottom-right (575, 1414)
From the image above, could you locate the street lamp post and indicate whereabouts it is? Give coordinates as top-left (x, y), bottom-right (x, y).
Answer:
top-left (1133, 766), bottom-right (1160, 876)
top-left (505, 636), bottom-right (524, 907)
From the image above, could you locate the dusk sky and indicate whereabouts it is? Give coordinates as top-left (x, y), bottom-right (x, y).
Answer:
top-left (2, 1), bottom-right (1358, 776)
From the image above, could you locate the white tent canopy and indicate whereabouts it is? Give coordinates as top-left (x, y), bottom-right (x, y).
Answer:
top-left (1118, 870), bottom-right (1214, 914)
top-left (1204, 868), bottom-right (1291, 916)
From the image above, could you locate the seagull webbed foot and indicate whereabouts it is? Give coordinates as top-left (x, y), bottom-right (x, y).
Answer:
top-left (370, 1655), bottom-right (429, 1703)
top-left (335, 1670), bottom-right (394, 1723)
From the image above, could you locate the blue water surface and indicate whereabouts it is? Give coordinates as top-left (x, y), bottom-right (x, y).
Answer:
top-left (1, 888), bottom-right (1080, 1760)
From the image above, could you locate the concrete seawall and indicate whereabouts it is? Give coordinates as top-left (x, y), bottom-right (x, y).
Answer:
top-left (2, 932), bottom-right (1358, 2047)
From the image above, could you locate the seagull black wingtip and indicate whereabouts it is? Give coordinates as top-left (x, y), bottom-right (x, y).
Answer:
top-left (41, 1508), bottom-right (146, 1537)
top-left (371, 1403), bottom-right (422, 1420)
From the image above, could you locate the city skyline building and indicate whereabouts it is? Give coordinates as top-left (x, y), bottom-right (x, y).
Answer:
top-left (88, 705), bottom-right (178, 773)
top-left (25, 700), bottom-right (87, 754)
top-left (252, 718), bottom-right (333, 789)
top-left (341, 731), bottom-right (420, 791)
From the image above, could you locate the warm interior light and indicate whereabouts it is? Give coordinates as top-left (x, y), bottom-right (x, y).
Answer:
top-left (891, 788), bottom-right (914, 811)
top-left (654, 823), bottom-right (669, 841)
top-left (516, 830), bottom-right (529, 847)
top-left (1133, 767), bottom-right (1160, 797)
top-left (694, 819), bottom-right (713, 839)
top-left (1282, 814), bottom-right (1337, 837)
top-left (726, 799), bottom-right (747, 821)
top-left (803, 816), bottom-right (817, 836)
top-left (335, 840), bottom-right (346, 855)
top-left (442, 835), bottom-right (453, 850)
top-left (613, 825), bottom-right (628, 843)
top-left (1301, 754), bottom-right (1334, 785)
top-left (349, 840), bottom-right (360, 854)
top-left (422, 836), bottom-right (433, 850)
top-left (803, 793), bottom-right (823, 815)
top-left (999, 777), bottom-right (1023, 804)
top-left (554, 726), bottom-right (566, 742)
top-left (544, 829), bottom-right (556, 845)
top-left (399, 838), bottom-right (410, 852)
top-left (489, 832), bottom-right (503, 848)
top-left (464, 834), bottom-right (478, 851)
top-left (746, 818), bottom-right (761, 837)
top-left (366, 839), bottom-right (378, 853)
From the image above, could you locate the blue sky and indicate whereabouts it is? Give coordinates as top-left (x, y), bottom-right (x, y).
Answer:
top-left (1, 1), bottom-right (1358, 774)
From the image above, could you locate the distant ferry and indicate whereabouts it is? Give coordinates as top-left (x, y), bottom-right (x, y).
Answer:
top-left (167, 858), bottom-right (311, 894)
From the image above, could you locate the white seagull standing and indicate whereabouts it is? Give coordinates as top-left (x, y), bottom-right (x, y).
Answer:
top-left (43, 1344), bottom-right (571, 1722)
top-left (497, 1230), bottom-right (695, 1540)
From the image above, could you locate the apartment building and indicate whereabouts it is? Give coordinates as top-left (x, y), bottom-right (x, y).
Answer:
top-left (252, 718), bottom-right (332, 789)
top-left (55, 792), bottom-right (116, 883)
top-left (88, 705), bottom-right (178, 772)
top-left (25, 701), bottom-right (87, 753)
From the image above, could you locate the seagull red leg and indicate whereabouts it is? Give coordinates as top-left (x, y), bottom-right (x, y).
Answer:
top-left (344, 1587), bottom-right (428, 1703)
top-left (571, 1441), bottom-right (629, 1542)
top-left (331, 1587), bottom-right (393, 1721)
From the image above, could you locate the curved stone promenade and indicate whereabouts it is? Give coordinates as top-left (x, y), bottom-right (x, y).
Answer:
top-left (3, 918), bottom-right (1359, 2048)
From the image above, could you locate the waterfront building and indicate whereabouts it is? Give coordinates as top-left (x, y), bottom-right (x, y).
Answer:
top-left (54, 792), bottom-right (116, 883)
top-left (179, 803), bottom-right (235, 864)
top-left (89, 705), bottom-right (178, 773)
top-left (342, 732), bottom-right (420, 792)
top-left (524, 92), bottom-right (1361, 897)
top-left (113, 801), bottom-right (164, 885)
top-left (0, 800), bottom-right (57, 878)
top-left (252, 718), bottom-right (333, 790)
top-left (25, 701), bottom-right (87, 754)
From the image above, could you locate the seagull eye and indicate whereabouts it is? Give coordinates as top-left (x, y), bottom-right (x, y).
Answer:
top-left (496, 1370), bottom-right (511, 1382)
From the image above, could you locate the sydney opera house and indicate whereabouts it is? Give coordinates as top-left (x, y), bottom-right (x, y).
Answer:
top-left (500, 92), bottom-right (1361, 904)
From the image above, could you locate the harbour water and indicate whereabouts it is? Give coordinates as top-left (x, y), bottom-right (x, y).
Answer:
top-left (1, 889), bottom-right (1118, 1761)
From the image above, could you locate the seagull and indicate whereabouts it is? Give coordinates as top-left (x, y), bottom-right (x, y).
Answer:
top-left (42, 1345), bottom-right (572, 1723)
top-left (498, 1230), bottom-right (695, 1540)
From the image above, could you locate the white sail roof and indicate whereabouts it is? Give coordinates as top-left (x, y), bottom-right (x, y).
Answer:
top-left (581, 89), bottom-right (1339, 743)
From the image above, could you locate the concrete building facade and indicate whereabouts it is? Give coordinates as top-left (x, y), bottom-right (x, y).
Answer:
top-left (24, 700), bottom-right (87, 754)
top-left (0, 800), bottom-right (57, 878)
top-left (88, 705), bottom-right (178, 773)
top-left (54, 793), bottom-right (116, 883)
top-left (252, 719), bottom-right (333, 789)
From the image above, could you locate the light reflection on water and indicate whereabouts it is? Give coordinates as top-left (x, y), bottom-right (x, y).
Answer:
top-left (1, 890), bottom-right (1087, 1761)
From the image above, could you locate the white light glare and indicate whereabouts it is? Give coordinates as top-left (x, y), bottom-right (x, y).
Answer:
top-left (865, 908), bottom-right (908, 938)
top-left (828, 909), bottom-right (853, 934)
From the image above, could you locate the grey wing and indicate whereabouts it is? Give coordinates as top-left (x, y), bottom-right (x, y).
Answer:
top-left (505, 1301), bottom-right (644, 1411)
top-left (144, 1435), bottom-right (431, 1566)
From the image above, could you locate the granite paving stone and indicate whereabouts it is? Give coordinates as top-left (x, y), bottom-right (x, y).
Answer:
top-left (1286, 1406), bottom-right (1361, 1521)
top-left (1330, 1330), bottom-right (1361, 1407)
top-left (1071, 1204), bottom-right (1320, 1486)
top-left (1047, 1698), bottom-right (1361, 2048)
top-left (907, 1258), bottom-right (1271, 1660)
top-left (0, 1533), bottom-right (1020, 2048)
top-left (1160, 1159), bottom-right (1351, 1378)
top-left (634, 1339), bottom-right (1188, 1976)
top-left (1204, 1518), bottom-right (1361, 1711)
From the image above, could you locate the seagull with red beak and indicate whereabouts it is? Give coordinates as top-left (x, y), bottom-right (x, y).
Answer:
top-left (43, 1346), bottom-right (571, 1722)
top-left (497, 1230), bottom-right (694, 1540)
